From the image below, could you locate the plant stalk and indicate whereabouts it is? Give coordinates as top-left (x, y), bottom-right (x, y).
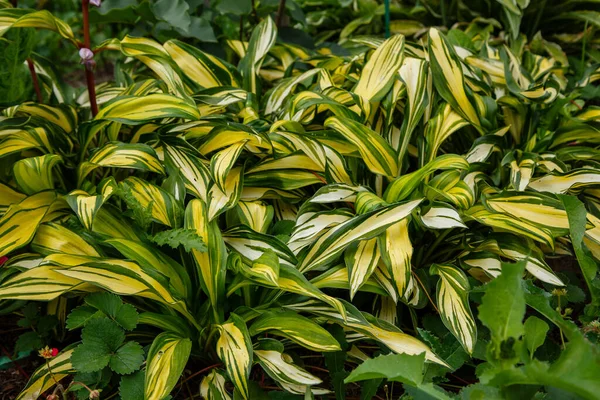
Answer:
top-left (276, 0), bottom-right (286, 28)
top-left (27, 58), bottom-right (43, 103)
top-left (82, 0), bottom-right (98, 117)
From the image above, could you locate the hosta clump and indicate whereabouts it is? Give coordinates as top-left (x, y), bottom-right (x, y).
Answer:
top-left (0, 2), bottom-right (600, 399)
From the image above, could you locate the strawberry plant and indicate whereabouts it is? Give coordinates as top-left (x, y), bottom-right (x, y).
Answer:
top-left (0, 1), bottom-right (599, 399)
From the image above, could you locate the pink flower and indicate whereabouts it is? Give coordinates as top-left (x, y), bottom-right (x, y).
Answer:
top-left (0, 256), bottom-right (7, 266)
top-left (79, 48), bottom-right (96, 71)
top-left (79, 48), bottom-right (94, 61)
top-left (90, 0), bottom-right (101, 6)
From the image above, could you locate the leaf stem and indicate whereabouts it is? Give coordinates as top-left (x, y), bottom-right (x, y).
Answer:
top-left (412, 271), bottom-right (440, 313)
top-left (176, 362), bottom-right (223, 388)
top-left (27, 58), bottom-right (43, 103)
top-left (81, 0), bottom-right (98, 117)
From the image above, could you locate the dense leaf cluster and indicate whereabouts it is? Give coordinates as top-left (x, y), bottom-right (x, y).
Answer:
top-left (0, 1), bottom-right (599, 399)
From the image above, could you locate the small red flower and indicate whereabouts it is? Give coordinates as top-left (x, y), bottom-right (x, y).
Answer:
top-left (0, 256), bottom-right (8, 266)
top-left (51, 348), bottom-right (59, 357)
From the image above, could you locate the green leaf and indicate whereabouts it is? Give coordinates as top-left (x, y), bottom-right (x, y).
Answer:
top-left (120, 370), bottom-right (145, 400)
top-left (459, 383), bottom-right (503, 400)
top-left (151, 0), bottom-right (191, 32)
top-left (85, 292), bottom-right (139, 330)
top-left (150, 227), bottom-right (208, 253)
top-left (0, 28), bottom-right (35, 106)
top-left (523, 316), bottom-right (549, 358)
top-left (109, 341), bottom-right (144, 375)
top-left (345, 353), bottom-right (425, 387)
top-left (66, 306), bottom-right (101, 330)
top-left (478, 262), bottom-right (526, 345)
top-left (71, 318), bottom-right (125, 373)
top-left (217, 0), bottom-right (252, 15)
top-left (14, 331), bottom-right (42, 354)
top-left (404, 382), bottom-right (453, 399)
top-left (486, 334), bottom-right (600, 399)
top-left (559, 195), bottom-right (599, 305)
top-left (70, 342), bottom-right (112, 373)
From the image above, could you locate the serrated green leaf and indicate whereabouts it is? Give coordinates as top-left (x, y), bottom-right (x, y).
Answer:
top-left (66, 305), bottom-right (101, 330)
top-left (109, 341), bottom-right (144, 374)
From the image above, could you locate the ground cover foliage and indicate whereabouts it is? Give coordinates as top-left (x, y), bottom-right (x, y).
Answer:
top-left (0, 0), bottom-right (600, 399)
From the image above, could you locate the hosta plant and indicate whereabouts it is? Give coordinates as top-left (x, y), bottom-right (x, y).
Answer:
top-left (0, 1), bottom-right (600, 399)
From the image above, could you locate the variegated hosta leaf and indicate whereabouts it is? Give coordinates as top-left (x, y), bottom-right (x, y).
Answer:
top-left (424, 103), bottom-right (469, 163)
top-left (265, 69), bottom-right (328, 115)
top-left (428, 28), bottom-right (479, 127)
top-left (288, 209), bottom-right (354, 255)
top-left (216, 314), bottom-right (253, 400)
top-left (384, 154), bottom-right (469, 202)
top-left (255, 349), bottom-right (322, 387)
top-left (311, 265), bottom-right (387, 297)
top-left (78, 142), bottom-right (164, 185)
top-left (228, 250), bottom-right (280, 289)
top-left (164, 143), bottom-right (211, 201)
top-left (116, 35), bottom-right (191, 101)
top-left (528, 169), bottom-right (600, 194)
top-left (379, 219), bottom-right (413, 298)
top-left (145, 333), bottom-right (192, 400)
top-left (277, 264), bottom-right (347, 319)
top-left (325, 116), bottom-right (398, 178)
top-left (208, 166), bottom-right (243, 221)
top-left (239, 17), bottom-right (277, 94)
top-left (396, 57), bottom-right (428, 163)
top-left (122, 177), bottom-right (183, 227)
top-left (31, 223), bottom-right (99, 256)
top-left (482, 192), bottom-right (570, 237)
top-left (353, 34), bottom-right (405, 102)
top-left (309, 184), bottom-right (367, 204)
top-left (65, 178), bottom-right (116, 230)
top-left (13, 154), bottom-right (62, 195)
top-left (224, 226), bottom-right (297, 268)
top-left (420, 203), bottom-right (467, 229)
top-left (95, 93), bottom-right (200, 124)
top-left (16, 348), bottom-right (75, 400)
top-left (185, 199), bottom-right (227, 320)
top-left (15, 103), bottom-right (78, 133)
top-left (430, 264), bottom-right (477, 354)
top-left (0, 191), bottom-right (56, 256)
top-left (164, 39), bottom-right (240, 89)
top-left (0, 8), bottom-right (76, 42)
top-left (249, 310), bottom-right (341, 352)
top-left (104, 238), bottom-right (191, 299)
top-left (0, 265), bottom-right (86, 301)
top-left (460, 252), bottom-right (502, 281)
top-left (200, 369), bottom-right (232, 400)
top-left (466, 205), bottom-right (555, 248)
top-left (465, 128), bottom-right (508, 164)
top-left (502, 151), bottom-right (536, 191)
top-left (92, 205), bottom-right (144, 242)
top-left (493, 236), bottom-right (565, 286)
top-left (345, 238), bottom-right (380, 299)
top-left (302, 303), bottom-right (448, 366)
top-left (234, 201), bottom-right (274, 233)
top-left (299, 199), bottom-right (422, 272)
top-left (0, 127), bottom-right (55, 159)
top-left (210, 142), bottom-right (246, 193)
top-left (43, 255), bottom-right (198, 324)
